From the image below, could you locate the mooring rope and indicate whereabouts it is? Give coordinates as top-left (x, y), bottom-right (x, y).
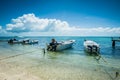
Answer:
top-left (0, 50), bottom-right (36, 61)
top-left (0, 48), bottom-right (43, 61)
top-left (94, 52), bottom-right (119, 80)
top-left (95, 52), bottom-right (107, 64)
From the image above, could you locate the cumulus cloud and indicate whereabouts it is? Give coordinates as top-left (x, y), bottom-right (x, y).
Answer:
top-left (6, 13), bottom-right (71, 32)
top-left (4, 13), bottom-right (120, 36)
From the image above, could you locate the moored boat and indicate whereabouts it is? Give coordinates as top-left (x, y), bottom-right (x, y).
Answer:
top-left (22, 39), bottom-right (39, 45)
top-left (84, 40), bottom-right (100, 55)
top-left (47, 40), bottom-right (75, 51)
top-left (8, 38), bottom-right (39, 45)
top-left (8, 39), bottom-right (21, 44)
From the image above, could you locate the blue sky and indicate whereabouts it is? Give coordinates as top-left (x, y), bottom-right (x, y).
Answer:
top-left (0, 0), bottom-right (120, 36)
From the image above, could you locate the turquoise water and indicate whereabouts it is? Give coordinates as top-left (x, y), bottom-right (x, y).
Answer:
top-left (0, 36), bottom-right (120, 80)
top-left (0, 36), bottom-right (120, 65)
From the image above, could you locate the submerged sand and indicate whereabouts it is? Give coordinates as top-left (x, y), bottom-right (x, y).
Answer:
top-left (0, 44), bottom-right (120, 80)
top-left (0, 56), bottom-right (120, 80)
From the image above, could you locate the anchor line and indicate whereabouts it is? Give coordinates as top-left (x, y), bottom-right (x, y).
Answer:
top-left (94, 52), bottom-right (120, 80)
top-left (0, 50), bottom-right (38, 61)
top-left (0, 47), bottom-right (45, 61)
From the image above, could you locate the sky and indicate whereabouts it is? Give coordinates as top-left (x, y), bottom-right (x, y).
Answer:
top-left (0, 0), bottom-right (120, 36)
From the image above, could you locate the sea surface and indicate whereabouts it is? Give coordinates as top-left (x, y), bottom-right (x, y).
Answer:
top-left (0, 36), bottom-right (120, 80)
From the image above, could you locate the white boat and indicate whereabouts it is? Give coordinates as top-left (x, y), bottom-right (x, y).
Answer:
top-left (8, 38), bottom-right (38, 45)
top-left (22, 40), bottom-right (39, 45)
top-left (8, 39), bottom-right (21, 44)
top-left (47, 40), bottom-right (75, 51)
top-left (83, 40), bottom-right (100, 54)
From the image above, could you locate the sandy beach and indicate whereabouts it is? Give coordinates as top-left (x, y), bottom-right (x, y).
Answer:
top-left (0, 51), bottom-right (119, 80)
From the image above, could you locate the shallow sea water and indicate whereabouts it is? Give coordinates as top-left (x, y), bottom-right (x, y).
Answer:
top-left (0, 36), bottom-right (120, 80)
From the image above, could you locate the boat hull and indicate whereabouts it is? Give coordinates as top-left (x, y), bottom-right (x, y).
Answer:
top-left (8, 39), bottom-right (39, 45)
top-left (47, 40), bottom-right (75, 51)
top-left (22, 40), bottom-right (39, 45)
top-left (84, 40), bottom-right (100, 55)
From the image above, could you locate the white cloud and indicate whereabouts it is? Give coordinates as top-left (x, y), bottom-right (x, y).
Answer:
top-left (0, 26), bottom-right (2, 30)
top-left (3, 13), bottom-right (120, 36)
top-left (6, 13), bottom-right (70, 32)
top-left (0, 26), bottom-right (8, 36)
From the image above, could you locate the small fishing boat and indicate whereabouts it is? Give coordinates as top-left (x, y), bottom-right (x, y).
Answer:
top-left (47, 40), bottom-right (75, 51)
top-left (8, 38), bottom-right (39, 45)
top-left (84, 40), bottom-right (100, 55)
top-left (8, 39), bottom-right (21, 44)
top-left (22, 39), bottom-right (39, 45)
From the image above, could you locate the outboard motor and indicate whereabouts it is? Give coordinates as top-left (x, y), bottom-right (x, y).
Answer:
top-left (8, 39), bottom-right (13, 43)
top-left (93, 45), bottom-right (99, 53)
top-left (87, 45), bottom-right (93, 52)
